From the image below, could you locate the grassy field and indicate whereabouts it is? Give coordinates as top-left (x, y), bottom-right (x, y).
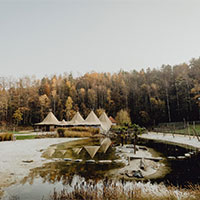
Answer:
top-left (155, 124), bottom-right (200, 136)
top-left (173, 124), bottom-right (200, 135)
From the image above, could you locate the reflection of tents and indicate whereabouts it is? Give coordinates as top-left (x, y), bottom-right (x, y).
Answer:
top-left (100, 138), bottom-right (112, 153)
top-left (99, 112), bottom-right (112, 132)
top-left (73, 147), bottom-right (83, 155)
top-left (59, 150), bottom-right (67, 155)
top-left (84, 146), bottom-right (100, 158)
top-left (46, 148), bottom-right (55, 157)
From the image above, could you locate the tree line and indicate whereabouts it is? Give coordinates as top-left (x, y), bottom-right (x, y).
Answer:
top-left (1, 57), bottom-right (200, 127)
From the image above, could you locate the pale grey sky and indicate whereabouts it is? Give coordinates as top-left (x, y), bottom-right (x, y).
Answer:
top-left (0, 0), bottom-right (200, 78)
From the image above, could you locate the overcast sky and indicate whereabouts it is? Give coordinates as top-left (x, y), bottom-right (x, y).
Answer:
top-left (0, 0), bottom-right (200, 78)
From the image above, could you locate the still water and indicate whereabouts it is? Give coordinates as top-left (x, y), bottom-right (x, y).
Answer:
top-left (3, 138), bottom-right (200, 200)
top-left (141, 139), bottom-right (200, 186)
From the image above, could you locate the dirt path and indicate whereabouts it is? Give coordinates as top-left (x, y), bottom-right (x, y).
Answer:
top-left (140, 132), bottom-right (200, 150)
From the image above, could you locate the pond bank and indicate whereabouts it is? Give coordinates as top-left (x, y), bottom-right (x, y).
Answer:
top-left (108, 144), bottom-right (168, 180)
top-left (140, 132), bottom-right (200, 151)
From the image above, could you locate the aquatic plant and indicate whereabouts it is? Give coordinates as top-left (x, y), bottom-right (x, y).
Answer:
top-left (49, 176), bottom-right (195, 200)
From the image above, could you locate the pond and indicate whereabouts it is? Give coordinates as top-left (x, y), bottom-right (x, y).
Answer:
top-left (3, 137), bottom-right (200, 200)
top-left (140, 139), bottom-right (200, 187)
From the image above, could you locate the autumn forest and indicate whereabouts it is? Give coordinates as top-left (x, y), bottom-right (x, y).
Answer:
top-left (1, 57), bottom-right (200, 128)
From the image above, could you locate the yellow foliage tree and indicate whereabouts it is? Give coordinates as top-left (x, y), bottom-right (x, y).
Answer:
top-left (13, 108), bottom-right (23, 126)
top-left (116, 109), bottom-right (131, 125)
top-left (39, 94), bottom-right (50, 119)
top-left (65, 96), bottom-right (74, 121)
top-left (95, 108), bottom-right (105, 117)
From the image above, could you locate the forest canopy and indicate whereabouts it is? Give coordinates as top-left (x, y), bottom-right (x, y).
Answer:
top-left (1, 57), bottom-right (200, 127)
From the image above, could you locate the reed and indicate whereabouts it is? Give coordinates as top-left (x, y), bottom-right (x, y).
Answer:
top-left (49, 178), bottom-right (197, 200)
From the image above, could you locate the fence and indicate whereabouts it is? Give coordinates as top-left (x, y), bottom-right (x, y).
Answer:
top-left (153, 121), bottom-right (200, 137)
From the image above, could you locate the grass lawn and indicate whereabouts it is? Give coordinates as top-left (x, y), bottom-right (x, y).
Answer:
top-left (16, 135), bottom-right (36, 140)
top-left (162, 124), bottom-right (200, 135)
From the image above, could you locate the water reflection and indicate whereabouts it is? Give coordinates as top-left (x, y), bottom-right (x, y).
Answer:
top-left (140, 139), bottom-right (200, 186)
top-left (43, 138), bottom-right (117, 160)
top-left (21, 138), bottom-right (123, 186)
top-left (22, 161), bottom-right (123, 186)
top-left (5, 138), bottom-right (200, 200)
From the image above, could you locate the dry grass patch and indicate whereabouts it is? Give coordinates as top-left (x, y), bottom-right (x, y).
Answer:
top-left (49, 179), bottom-right (195, 200)
top-left (0, 132), bottom-right (13, 141)
top-left (67, 127), bottom-right (100, 134)
top-left (57, 127), bottom-right (99, 138)
top-left (63, 131), bottom-right (92, 137)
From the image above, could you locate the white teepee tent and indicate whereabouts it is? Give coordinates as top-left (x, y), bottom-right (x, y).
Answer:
top-left (84, 110), bottom-right (102, 125)
top-left (68, 112), bottom-right (85, 125)
top-left (35, 112), bottom-right (60, 125)
top-left (99, 112), bottom-right (112, 132)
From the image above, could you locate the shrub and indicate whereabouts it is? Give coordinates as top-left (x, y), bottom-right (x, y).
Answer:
top-left (35, 134), bottom-right (57, 139)
top-left (0, 133), bottom-right (13, 141)
top-left (67, 127), bottom-right (100, 134)
top-left (57, 128), bottom-right (65, 137)
top-left (56, 127), bottom-right (98, 138)
top-left (86, 127), bottom-right (100, 134)
top-left (110, 125), bottom-right (122, 132)
top-left (5, 133), bottom-right (13, 140)
top-left (63, 131), bottom-right (92, 137)
top-left (68, 127), bottom-right (89, 132)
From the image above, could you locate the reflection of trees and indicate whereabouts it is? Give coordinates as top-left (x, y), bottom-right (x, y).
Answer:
top-left (22, 139), bottom-right (122, 186)
top-left (21, 161), bottom-right (123, 186)
top-left (22, 159), bottom-right (120, 185)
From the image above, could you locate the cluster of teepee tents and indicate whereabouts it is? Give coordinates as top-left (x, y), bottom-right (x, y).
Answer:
top-left (35, 110), bottom-right (113, 133)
